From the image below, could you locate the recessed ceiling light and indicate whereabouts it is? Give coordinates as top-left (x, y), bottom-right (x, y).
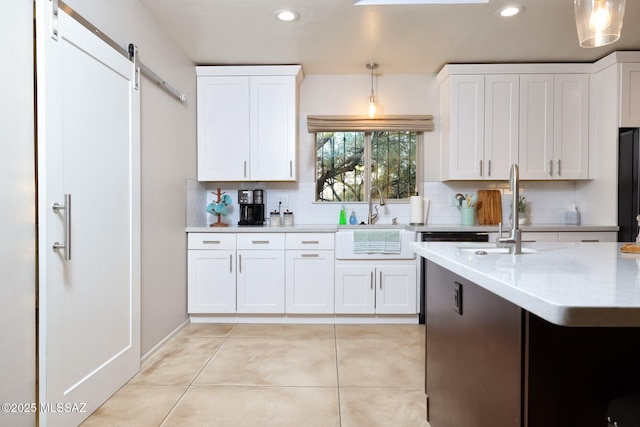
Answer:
top-left (498, 5), bottom-right (524, 17)
top-left (274, 9), bottom-right (300, 22)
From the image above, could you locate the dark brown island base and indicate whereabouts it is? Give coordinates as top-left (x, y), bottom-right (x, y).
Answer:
top-left (425, 260), bottom-right (640, 427)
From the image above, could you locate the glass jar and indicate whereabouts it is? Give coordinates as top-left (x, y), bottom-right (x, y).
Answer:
top-left (283, 210), bottom-right (294, 226)
top-left (270, 211), bottom-right (281, 227)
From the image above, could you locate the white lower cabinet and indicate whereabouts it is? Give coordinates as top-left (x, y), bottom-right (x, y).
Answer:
top-left (236, 233), bottom-right (285, 313)
top-left (335, 261), bottom-right (417, 315)
top-left (285, 233), bottom-right (335, 314)
top-left (188, 233), bottom-right (237, 313)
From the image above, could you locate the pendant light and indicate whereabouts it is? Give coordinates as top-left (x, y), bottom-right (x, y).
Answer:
top-left (366, 62), bottom-right (379, 118)
top-left (574, 0), bottom-right (626, 48)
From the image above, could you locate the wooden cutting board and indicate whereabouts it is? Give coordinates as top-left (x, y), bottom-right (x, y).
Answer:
top-left (476, 190), bottom-right (502, 225)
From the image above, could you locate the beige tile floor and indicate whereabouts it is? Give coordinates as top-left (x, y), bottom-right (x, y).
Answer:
top-left (81, 323), bottom-right (430, 427)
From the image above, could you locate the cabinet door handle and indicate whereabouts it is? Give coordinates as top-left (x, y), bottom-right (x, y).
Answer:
top-left (290, 160), bottom-right (293, 177)
top-left (203, 240), bottom-right (221, 245)
top-left (379, 271), bottom-right (382, 289)
top-left (52, 193), bottom-right (71, 260)
top-left (301, 240), bottom-right (320, 244)
top-left (487, 160), bottom-right (491, 177)
top-left (548, 160), bottom-right (553, 176)
top-left (479, 160), bottom-right (483, 177)
top-left (229, 254), bottom-right (233, 272)
top-left (370, 272), bottom-right (374, 290)
top-left (557, 159), bottom-right (561, 176)
top-left (251, 240), bottom-right (270, 244)
top-left (243, 161), bottom-right (247, 178)
top-left (239, 254), bottom-right (242, 273)
top-left (301, 253), bottom-right (319, 258)
top-left (581, 239), bottom-right (599, 242)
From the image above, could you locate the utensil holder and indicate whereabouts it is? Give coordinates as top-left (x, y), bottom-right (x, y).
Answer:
top-left (461, 206), bottom-right (475, 226)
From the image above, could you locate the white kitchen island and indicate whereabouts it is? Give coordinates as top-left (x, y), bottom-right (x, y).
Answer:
top-left (411, 241), bottom-right (640, 427)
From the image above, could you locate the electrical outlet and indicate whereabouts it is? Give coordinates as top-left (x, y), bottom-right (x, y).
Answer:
top-left (449, 194), bottom-right (458, 207)
top-left (278, 195), bottom-right (289, 207)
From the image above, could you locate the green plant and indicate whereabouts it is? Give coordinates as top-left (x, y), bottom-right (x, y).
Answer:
top-left (510, 195), bottom-right (527, 213)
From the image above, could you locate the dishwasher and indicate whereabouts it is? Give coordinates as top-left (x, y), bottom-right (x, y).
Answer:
top-left (418, 231), bottom-right (489, 324)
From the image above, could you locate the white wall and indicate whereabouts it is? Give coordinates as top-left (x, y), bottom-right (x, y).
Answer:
top-left (65, 0), bottom-right (196, 355)
top-left (0, 2), bottom-right (36, 426)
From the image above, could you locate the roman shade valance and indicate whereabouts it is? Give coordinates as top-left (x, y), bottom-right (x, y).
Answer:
top-left (306, 115), bottom-right (434, 133)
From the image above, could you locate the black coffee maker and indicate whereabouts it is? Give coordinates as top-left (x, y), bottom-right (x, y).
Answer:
top-left (238, 189), bottom-right (265, 226)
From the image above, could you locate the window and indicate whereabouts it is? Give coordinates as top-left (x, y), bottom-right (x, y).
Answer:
top-left (315, 131), bottom-right (420, 202)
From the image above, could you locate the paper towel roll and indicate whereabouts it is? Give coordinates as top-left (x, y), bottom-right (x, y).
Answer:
top-left (410, 196), bottom-right (424, 225)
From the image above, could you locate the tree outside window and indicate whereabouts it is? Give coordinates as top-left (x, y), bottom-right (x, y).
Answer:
top-left (315, 131), bottom-right (418, 202)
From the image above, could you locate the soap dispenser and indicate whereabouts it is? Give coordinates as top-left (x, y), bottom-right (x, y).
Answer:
top-left (349, 210), bottom-right (357, 225)
top-left (339, 205), bottom-right (347, 225)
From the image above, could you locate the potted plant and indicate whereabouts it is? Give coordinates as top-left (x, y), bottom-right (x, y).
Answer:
top-left (510, 196), bottom-right (527, 225)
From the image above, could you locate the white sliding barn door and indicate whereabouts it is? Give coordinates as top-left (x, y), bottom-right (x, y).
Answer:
top-left (36, 3), bottom-right (140, 426)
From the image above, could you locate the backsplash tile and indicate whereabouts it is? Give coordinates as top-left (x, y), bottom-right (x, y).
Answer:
top-left (187, 180), bottom-right (578, 227)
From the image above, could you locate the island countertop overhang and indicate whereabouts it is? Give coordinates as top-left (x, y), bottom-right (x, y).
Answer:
top-left (411, 241), bottom-right (640, 327)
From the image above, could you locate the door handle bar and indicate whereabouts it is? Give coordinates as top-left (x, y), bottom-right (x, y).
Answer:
top-left (52, 193), bottom-right (71, 260)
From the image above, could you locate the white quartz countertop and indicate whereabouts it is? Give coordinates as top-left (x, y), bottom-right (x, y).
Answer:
top-left (411, 241), bottom-right (640, 327)
top-left (186, 224), bottom-right (618, 233)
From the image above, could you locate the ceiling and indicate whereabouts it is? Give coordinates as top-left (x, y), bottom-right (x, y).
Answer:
top-left (137, 0), bottom-right (640, 75)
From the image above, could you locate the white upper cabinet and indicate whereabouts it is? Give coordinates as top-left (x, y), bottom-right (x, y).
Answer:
top-left (518, 75), bottom-right (554, 179)
top-left (620, 63), bottom-right (640, 127)
top-left (196, 66), bottom-right (303, 182)
top-left (439, 64), bottom-right (589, 181)
top-left (519, 74), bottom-right (589, 179)
top-left (552, 74), bottom-right (589, 180)
top-left (441, 74), bottom-right (519, 180)
top-left (442, 75), bottom-right (484, 180)
top-left (484, 75), bottom-right (520, 180)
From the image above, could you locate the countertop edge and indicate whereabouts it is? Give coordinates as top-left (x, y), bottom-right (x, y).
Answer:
top-left (411, 242), bottom-right (640, 328)
top-left (186, 224), bottom-right (618, 233)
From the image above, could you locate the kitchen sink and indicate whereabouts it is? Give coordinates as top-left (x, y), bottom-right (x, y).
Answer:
top-left (457, 245), bottom-right (537, 254)
top-left (335, 229), bottom-right (416, 260)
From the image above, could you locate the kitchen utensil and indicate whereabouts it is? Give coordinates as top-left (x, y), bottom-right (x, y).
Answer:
top-left (621, 243), bottom-right (640, 253)
top-left (214, 202), bottom-right (228, 215)
top-left (206, 202), bottom-right (217, 215)
top-left (455, 193), bottom-right (465, 207)
top-left (476, 190), bottom-right (502, 225)
top-left (461, 206), bottom-right (475, 226)
top-left (470, 193), bottom-right (478, 207)
top-left (209, 188), bottom-right (230, 227)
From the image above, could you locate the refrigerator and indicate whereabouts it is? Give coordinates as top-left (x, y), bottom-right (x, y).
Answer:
top-left (618, 128), bottom-right (640, 242)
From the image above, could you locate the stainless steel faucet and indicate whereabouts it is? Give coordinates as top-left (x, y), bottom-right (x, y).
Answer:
top-left (368, 186), bottom-right (386, 224)
top-left (497, 164), bottom-right (522, 254)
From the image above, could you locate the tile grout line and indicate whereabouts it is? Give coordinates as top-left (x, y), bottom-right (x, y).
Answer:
top-left (157, 323), bottom-right (238, 427)
top-left (334, 324), bottom-right (343, 427)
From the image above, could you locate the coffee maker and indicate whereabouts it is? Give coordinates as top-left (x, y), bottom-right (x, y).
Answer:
top-left (238, 189), bottom-right (265, 226)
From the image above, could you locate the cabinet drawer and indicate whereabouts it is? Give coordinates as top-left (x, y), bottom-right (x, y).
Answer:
top-left (557, 231), bottom-right (617, 242)
top-left (188, 233), bottom-right (236, 250)
top-left (286, 233), bottom-right (335, 250)
top-left (521, 232), bottom-right (558, 243)
top-left (237, 233), bottom-right (285, 250)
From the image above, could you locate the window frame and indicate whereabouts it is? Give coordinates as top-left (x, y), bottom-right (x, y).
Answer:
top-left (314, 130), bottom-right (423, 203)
